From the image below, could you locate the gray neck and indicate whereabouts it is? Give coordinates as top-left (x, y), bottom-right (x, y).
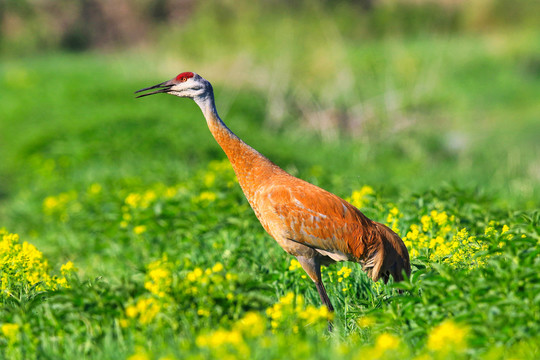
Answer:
top-left (192, 89), bottom-right (282, 200)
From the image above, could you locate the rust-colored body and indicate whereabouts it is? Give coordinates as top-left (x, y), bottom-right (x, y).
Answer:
top-left (204, 98), bottom-right (410, 302)
top-left (136, 72), bottom-right (411, 313)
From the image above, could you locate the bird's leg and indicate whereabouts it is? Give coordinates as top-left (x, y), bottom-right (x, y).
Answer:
top-left (296, 255), bottom-right (335, 331)
top-left (315, 281), bottom-right (334, 312)
top-left (315, 281), bottom-right (335, 332)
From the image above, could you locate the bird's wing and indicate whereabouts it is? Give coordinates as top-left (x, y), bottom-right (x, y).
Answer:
top-left (258, 176), bottom-right (374, 260)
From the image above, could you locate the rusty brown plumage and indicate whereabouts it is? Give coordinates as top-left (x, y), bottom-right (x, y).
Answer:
top-left (136, 72), bottom-right (411, 316)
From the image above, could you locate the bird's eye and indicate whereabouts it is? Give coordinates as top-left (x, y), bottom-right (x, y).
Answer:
top-left (181, 77), bottom-right (187, 82)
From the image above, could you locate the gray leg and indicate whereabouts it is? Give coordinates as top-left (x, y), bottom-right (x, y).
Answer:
top-left (315, 281), bottom-right (334, 312)
top-left (296, 255), bottom-right (335, 332)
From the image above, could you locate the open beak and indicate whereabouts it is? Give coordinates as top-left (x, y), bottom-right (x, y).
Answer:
top-left (135, 80), bottom-right (174, 98)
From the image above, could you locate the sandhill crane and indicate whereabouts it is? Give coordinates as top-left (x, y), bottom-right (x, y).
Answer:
top-left (136, 72), bottom-right (411, 315)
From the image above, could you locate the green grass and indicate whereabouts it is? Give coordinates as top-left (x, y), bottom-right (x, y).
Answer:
top-left (1, 17), bottom-right (540, 359)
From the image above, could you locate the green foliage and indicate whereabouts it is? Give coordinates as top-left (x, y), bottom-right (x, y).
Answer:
top-left (1, 155), bottom-right (539, 358)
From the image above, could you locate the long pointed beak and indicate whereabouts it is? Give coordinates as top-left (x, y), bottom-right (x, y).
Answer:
top-left (135, 80), bottom-right (174, 98)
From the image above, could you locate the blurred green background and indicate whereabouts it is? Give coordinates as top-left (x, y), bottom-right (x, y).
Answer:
top-left (1, 0), bottom-right (539, 224)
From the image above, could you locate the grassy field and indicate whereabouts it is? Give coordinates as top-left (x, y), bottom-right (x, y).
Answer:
top-left (1, 14), bottom-right (540, 359)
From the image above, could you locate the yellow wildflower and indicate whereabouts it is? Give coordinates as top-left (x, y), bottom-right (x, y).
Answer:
top-left (212, 262), bottom-right (224, 272)
top-left (135, 298), bottom-right (160, 325)
top-left (386, 206), bottom-right (402, 235)
top-left (427, 320), bottom-right (468, 352)
top-left (125, 193), bottom-right (141, 208)
top-left (143, 190), bottom-right (156, 204)
top-left (337, 266), bottom-right (352, 279)
top-left (348, 185), bottom-right (375, 208)
top-left (187, 267), bottom-right (203, 282)
top-left (204, 172), bottom-right (216, 187)
top-left (43, 196), bottom-right (59, 213)
top-left (42, 191), bottom-right (77, 216)
top-left (197, 309), bottom-right (210, 317)
top-left (280, 292), bottom-right (296, 306)
top-left (196, 328), bottom-right (249, 358)
top-left (197, 191), bottom-right (217, 202)
top-left (1, 230), bottom-right (68, 292)
top-left (289, 259), bottom-right (302, 271)
top-left (60, 261), bottom-right (77, 275)
top-left (164, 186), bottom-right (177, 198)
top-left (127, 347), bottom-right (150, 360)
top-left (134, 225), bottom-right (147, 235)
top-left (126, 306), bottom-right (138, 318)
top-left (421, 215), bottom-right (431, 232)
top-left (1, 323), bottom-right (20, 342)
top-left (119, 319), bottom-right (129, 328)
top-left (431, 210), bottom-right (448, 226)
top-left (88, 183), bottom-right (102, 195)
top-left (235, 312), bottom-right (265, 337)
top-left (357, 316), bottom-right (375, 328)
top-left (375, 333), bottom-right (400, 352)
top-left (144, 256), bottom-right (172, 297)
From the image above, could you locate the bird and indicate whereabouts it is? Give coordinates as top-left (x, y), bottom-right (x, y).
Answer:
top-left (135, 72), bottom-right (411, 315)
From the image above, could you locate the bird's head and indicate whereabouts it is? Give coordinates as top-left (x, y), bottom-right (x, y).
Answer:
top-left (135, 72), bottom-right (212, 100)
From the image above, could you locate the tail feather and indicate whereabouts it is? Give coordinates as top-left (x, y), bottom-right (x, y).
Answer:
top-left (360, 222), bottom-right (411, 284)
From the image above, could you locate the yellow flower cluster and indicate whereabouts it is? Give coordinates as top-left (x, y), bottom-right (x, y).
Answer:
top-left (355, 332), bottom-right (403, 359)
top-left (0, 229), bottom-right (74, 294)
top-left (120, 183), bottom-right (186, 229)
top-left (122, 256), bottom-right (177, 327)
top-left (185, 262), bottom-right (233, 297)
top-left (196, 328), bottom-right (250, 359)
top-left (144, 255), bottom-right (173, 298)
top-left (235, 312), bottom-right (266, 337)
top-left (133, 225), bottom-right (147, 235)
top-left (346, 185), bottom-right (375, 209)
top-left (386, 206), bottom-right (402, 235)
top-left (43, 191), bottom-right (79, 221)
top-left (265, 292), bottom-right (331, 331)
top-left (126, 349), bottom-right (174, 360)
top-left (126, 347), bottom-right (150, 360)
top-left (196, 292), bottom-right (331, 358)
top-left (357, 315), bottom-right (376, 328)
top-left (122, 257), bottom-right (236, 327)
top-left (60, 261), bottom-right (77, 276)
top-left (403, 210), bottom-right (494, 268)
top-left (288, 258), bottom-right (302, 271)
top-left (375, 333), bottom-right (400, 352)
top-left (195, 306), bottom-right (265, 359)
top-left (337, 266), bottom-right (352, 282)
top-left (194, 191), bottom-right (217, 203)
top-left (427, 320), bottom-right (468, 353)
top-left (125, 297), bottom-right (162, 325)
top-left (1, 323), bottom-right (20, 344)
top-left (125, 190), bottom-right (157, 210)
top-left (196, 312), bottom-right (265, 357)
top-left (336, 266), bottom-right (353, 292)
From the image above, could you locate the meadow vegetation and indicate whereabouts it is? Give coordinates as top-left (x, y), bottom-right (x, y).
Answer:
top-left (1, 1), bottom-right (539, 359)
